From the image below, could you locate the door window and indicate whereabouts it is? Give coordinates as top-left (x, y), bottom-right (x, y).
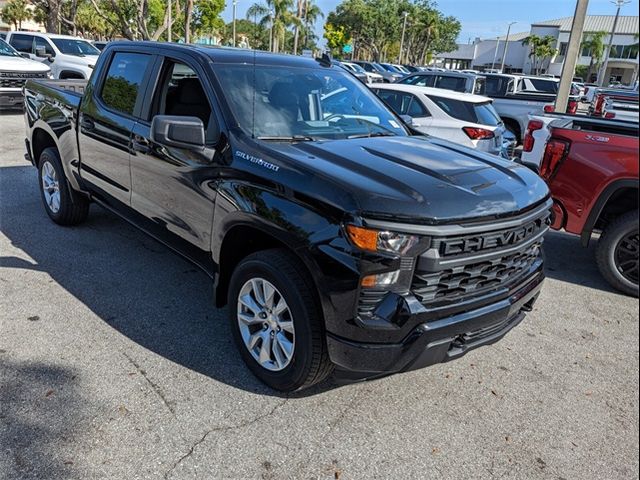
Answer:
top-left (433, 75), bottom-right (467, 92)
top-left (34, 37), bottom-right (55, 57)
top-left (9, 34), bottom-right (34, 53)
top-left (100, 52), bottom-right (152, 116)
top-left (151, 60), bottom-right (214, 140)
top-left (377, 90), bottom-right (430, 118)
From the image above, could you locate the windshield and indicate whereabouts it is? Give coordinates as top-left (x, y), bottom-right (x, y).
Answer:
top-left (0, 38), bottom-right (19, 57)
top-left (214, 64), bottom-right (408, 141)
top-left (380, 63), bottom-right (400, 73)
top-left (51, 38), bottom-right (100, 56)
top-left (427, 95), bottom-right (502, 126)
top-left (348, 63), bottom-right (366, 74)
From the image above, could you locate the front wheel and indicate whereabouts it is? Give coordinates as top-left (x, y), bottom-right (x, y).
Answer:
top-left (595, 210), bottom-right (639, 297)
top-left (228, 249), bottom-right (333, 391)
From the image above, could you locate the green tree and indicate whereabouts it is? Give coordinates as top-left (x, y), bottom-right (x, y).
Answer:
top-left (193, 0), bottom-right (226, 39)
top-left (247, 0), bottom-right (299, 52)
top-left (1, 0), bottom-right (32, 30)
top-left (581, 31), bottom-right (608, 82)
top-left (323, 22), bottom-right (350, 57)
top-left (522, 34), bottom-right (543, 74)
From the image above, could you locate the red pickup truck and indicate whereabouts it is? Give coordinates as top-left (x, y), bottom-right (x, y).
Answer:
top-left (540, 117), bottom-right (639, 296)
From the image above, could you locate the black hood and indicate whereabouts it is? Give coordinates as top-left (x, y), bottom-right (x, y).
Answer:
top-left (252, 135), bottom-right (550, 224)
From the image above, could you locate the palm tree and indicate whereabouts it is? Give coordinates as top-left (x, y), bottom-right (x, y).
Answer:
top-left (536, 35), bottom-right (558, 74)
top-left (1, 0), bottom-right (32, 30)
top-left (301, 0), bottom-right (323, 51)
top-left (522, 35), bottom-right (543, 74)
top-left (581, 31), bottom-right (607, 83)
top-left (247, 0), bottom-right (299, 53)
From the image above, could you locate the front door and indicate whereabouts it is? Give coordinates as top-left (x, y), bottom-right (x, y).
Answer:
top-left (129, 57), bottom-right (220, 270)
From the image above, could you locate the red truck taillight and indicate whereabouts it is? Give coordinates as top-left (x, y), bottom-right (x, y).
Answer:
top-left (567, 100), bottom-right (578, 114)
top-left (594, 94), bottom-right (606, 116)
top-left (540, 139), bottom-right (569, 180)
top-left (462, 127), bottom-right (494, 140)
top-left (523, 120), bottom-right (544, 152)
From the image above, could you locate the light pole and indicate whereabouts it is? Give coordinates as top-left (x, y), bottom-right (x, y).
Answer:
top-left (398, 11), bottom-right (409, 64)
top-left (491, 37), bottom-right (500, 70)
top-left (167, 0), bottom-right (172, 42)
top-left (597, 0), bottom-right (630, 86)
top-left (269, 10), bottom-right (274, 52)
top-left (232, 0), bottom-right (238, 47)
top-left (500, 21), bottom-right (517, 73)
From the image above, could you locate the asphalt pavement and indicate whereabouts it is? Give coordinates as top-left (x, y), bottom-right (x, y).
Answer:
top-left (1, 110), bottom-right (638, 480)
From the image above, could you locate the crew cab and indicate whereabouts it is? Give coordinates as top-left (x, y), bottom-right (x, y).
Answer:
top-left (397, 71), bottom-right (486, 95)
top-left (24, 42), bottom-right (551, 391)
top-left (538, 117), bottom-right (639, 296)
top-left (0, 38), bottom-right (51, 109)
top-left (5, 31), bottom-right (100, 79)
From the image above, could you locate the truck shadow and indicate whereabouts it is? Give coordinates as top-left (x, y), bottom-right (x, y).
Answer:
top-left (0, 164), bottom-right (337, 398)
top-left (542, 230), bottom-right (618, 294)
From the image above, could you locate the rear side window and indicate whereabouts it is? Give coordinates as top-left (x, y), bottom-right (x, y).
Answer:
top-left (100, 52), bottom-right (152, 116)
top-left (474, 78), bottom-right (485, 95)
top-left (400, 75), bottom-right (434, 87)
top-left (428, 96), bottom-right (501, 126)
top-left (9, 34), bottom-right (33, 53)
top-left (484, 76), bottom-right (509, 96)
top-left (528, 78), bottom-right (558, 93)
top-left (433, 75), bottom-right (467, 92)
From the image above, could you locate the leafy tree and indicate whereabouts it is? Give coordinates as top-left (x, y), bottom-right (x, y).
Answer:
top-left (522, 34), bottom-right (557, 74)
top-left (1, 0), bottom-right (32, 30)
top-left (323, 22), bottom-right (350, 57)
top-left (247, 0), bottom-right (299, 52)
top-left (581, 31), bottom-right (607, 82)
top-left (193, 0), bottom-right (226, 39)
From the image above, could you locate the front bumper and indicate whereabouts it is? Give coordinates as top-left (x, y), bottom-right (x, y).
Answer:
top-left (0, 90), bottom-right (23, 109)
top-left (327, 268), bottom-right (544, 379)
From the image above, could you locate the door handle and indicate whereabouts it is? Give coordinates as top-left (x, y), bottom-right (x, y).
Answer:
top-left (80, 117), bottom-right (94, 130)
top-left (132, 135), bottom-right (150, 154)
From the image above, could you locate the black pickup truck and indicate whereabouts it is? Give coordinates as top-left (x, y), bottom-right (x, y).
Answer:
top-left (23, 42), bottom-right (551, 391)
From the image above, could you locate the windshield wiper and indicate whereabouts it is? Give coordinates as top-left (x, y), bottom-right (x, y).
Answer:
top-left (256, 135), bottom-right (316, 142)
top-left (347, 131), bottom-right (396, 139)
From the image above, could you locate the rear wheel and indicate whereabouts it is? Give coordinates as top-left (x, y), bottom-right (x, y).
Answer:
top-left (38, 147), bottom-right (89, 225)
top-left (228, 249), bottom-right (333, 391)
top-left (595, 210), bottom-right (639, 297)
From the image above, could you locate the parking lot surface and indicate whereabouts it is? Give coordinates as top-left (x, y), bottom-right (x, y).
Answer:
top-left (1, 111), bottom-right (638, 479)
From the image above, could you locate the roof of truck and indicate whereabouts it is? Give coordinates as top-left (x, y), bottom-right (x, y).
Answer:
top-left (372, 83), bottom-right (493, 104)
top-left (107, 41), bottom-right (327, 69)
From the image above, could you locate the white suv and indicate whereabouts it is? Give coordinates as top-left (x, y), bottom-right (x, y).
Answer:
top-left (5, 32), bottom-right (99, 79)
top-left (372, 83), bottom-right (513, 158)
top-left (0, 38), bottom-right (51, 109)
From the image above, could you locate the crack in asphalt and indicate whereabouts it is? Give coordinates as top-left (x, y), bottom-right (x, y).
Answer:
top-left (163, 397), bottom-right (289, 479)
top-left (123, 353), bottom-right (176, 417)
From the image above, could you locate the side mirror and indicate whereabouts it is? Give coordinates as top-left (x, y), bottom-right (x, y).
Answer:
top-left (35, 46), bottom-right (53, 61)
top-left (151, 115), bottom-right (206, 150)
top-left (400, 114), bottom-right (414, 126)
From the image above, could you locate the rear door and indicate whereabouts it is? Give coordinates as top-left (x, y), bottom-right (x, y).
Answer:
top-left (373, 89), bottom-right (433, 131)
top-left (78, 49), bottom-right (156, 208)
top-left (128, 53), bottom-right (221, 269)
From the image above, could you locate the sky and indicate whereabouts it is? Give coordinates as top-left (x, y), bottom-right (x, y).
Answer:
top-left (220, 0), bottom-right (640, 46)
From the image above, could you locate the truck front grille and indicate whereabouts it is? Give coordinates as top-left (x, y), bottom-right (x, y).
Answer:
top-left (412, 242), bottom-right (543, 305)
top-left (0, 71), bottom-right (48, 88)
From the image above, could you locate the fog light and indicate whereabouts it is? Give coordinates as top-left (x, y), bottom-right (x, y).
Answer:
top-left (361, 270), bottom-right (400, 288)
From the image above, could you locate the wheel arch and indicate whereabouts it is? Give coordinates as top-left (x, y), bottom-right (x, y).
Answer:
top-left (581, 179), bottom-right (639, 247)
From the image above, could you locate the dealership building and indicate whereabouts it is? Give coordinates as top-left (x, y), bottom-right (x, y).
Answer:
top-left (435, 15), bottom-right (639, 84)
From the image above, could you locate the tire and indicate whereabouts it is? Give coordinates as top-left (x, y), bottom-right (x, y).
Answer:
top-left (228, 249), bottom-right (333, 391)
top-left (595, 210), bottom-right (639, 297)
top-left (38, 147), bottom-right (89, 225)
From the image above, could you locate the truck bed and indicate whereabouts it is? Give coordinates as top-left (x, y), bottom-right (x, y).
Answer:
top-left (24, 79), bottom-right (88, 110)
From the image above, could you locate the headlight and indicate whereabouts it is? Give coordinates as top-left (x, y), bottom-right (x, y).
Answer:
top-left (47, 72), bottom-right (53, 79)
top-left (346, 224), bottom-right (419, 255)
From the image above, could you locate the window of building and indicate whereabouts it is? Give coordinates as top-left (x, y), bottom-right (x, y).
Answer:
top-left (100, 52), bottom-right (152, 116)
top-left (559, 42), bottom-right (568, 56)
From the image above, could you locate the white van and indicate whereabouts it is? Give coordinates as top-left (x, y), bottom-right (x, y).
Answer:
top-left (5, 32), bottom-right (100, 79)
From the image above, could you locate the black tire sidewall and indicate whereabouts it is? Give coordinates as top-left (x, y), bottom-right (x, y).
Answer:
top-left (228, 255), bottom-right (317, 391)
top-left (598, 213), bottom-right (639, 296)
